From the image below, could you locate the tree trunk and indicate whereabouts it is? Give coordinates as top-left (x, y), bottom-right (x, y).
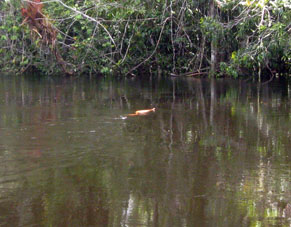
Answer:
top-left (209, 0), bottom-right (217, 74)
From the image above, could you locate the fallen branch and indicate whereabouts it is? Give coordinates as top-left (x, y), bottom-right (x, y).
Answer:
top-left (171, 68), bottom-right (209, 77)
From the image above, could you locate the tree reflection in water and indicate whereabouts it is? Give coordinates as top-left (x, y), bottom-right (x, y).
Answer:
top-left (0, 76), bottom-right (290, 226)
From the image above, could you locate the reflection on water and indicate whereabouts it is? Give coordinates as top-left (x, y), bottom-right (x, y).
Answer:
top-left (0, 75), bottom-right (290, 226)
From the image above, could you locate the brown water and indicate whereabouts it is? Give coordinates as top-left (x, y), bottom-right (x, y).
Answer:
top-left (0, 76), bottom-right (290, 227)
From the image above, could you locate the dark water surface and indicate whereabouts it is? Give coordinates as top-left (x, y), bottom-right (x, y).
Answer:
top-left (0, 75), bottom-right (290, 227)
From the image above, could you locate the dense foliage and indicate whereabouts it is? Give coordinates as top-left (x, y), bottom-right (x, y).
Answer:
top-left (0, 0), bottom-right (290, 78)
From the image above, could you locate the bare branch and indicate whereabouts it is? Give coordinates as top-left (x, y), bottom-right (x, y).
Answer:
top-left (55, 0), bottom-right (116, 47)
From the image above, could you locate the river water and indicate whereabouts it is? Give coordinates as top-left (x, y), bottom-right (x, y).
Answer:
top-left (0, 75), bottom-right (290, 227)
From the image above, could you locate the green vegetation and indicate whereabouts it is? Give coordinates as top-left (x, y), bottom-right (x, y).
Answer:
top-left (0, 0), bottom-right (290, 78)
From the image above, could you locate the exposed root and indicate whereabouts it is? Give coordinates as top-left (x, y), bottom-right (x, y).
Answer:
top-left (262, 63), bottom-right (275, 85)
top-left (21, 0), bottom-right (73, 75)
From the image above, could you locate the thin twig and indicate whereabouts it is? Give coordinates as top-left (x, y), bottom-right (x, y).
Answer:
top-left (126, 17), bottom-right (170, 75)
top-left (56, 0), bottom-right (116, 47)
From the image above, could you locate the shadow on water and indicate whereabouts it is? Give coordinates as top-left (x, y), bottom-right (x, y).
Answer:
top-left (0, 75), bottom-right (290, 226)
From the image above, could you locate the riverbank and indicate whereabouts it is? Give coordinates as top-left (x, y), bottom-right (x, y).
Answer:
top-left (0, 0), bottom-right (290, 78)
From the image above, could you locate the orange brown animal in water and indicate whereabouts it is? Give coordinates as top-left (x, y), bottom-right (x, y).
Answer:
top-left (127, 108), bottom-right (156, 116)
